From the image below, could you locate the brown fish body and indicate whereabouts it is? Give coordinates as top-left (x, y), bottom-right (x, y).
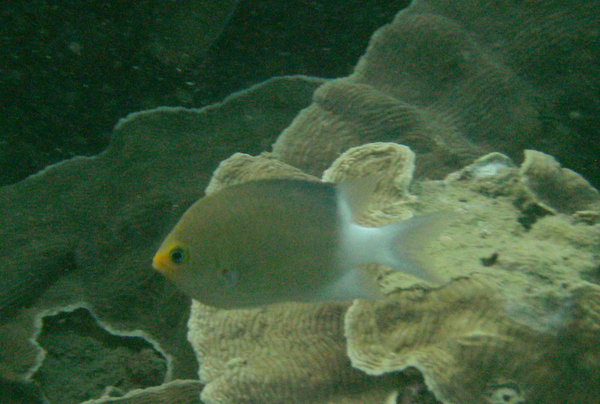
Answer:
top-left (154, 180), bottom-right (344, 308)
top-left (153, 178), bottom-right (442, 309)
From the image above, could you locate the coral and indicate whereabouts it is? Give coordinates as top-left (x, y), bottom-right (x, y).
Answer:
top-left (80, 380), bottom-right (203, 404)
top-left (187, 144), bottom-right (600, 404)
top-left (322, 142), bottom-right (417, 225)
top-left (187, 148), bottom-right (417, 404)
top-left (0, 76), bottom-right (322, 399)
top-left (33, 306), bottom-right (168, 404)
top-left (272, 0), bottom-right (600, 182)
top-left (205, 151), bottom-right (319, 195)
top-left (519, 150), bottom-right (600, 214)
top-left (346, 277), bottom-right (600, 403)
top-left (2, 0), bottom-right (600, 402)
top-left (343, 150), bottom-right (600, 403)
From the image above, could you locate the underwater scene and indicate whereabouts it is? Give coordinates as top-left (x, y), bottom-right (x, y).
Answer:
top-left (1, 0), bottom-right (599, 403)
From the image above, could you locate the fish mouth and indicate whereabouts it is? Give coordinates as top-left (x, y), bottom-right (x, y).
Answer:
top-left (152, 251), bottom-right (170, 273)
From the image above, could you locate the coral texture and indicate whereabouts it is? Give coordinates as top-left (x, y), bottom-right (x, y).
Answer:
top-left (188, 145), bottom-right (600, 404)
top-left (0, 76), bottom-right (322, 398)
top-left (519, 150), bottom-right (600, 214)
top-left (81, 380), bottom-right (203, 404)
top-left (33, 306), bottom-right (169, 404)
top-left (273, 0), bottom-right (600, 181)
top-left (2, 0), bottom-right (599, 402)
top-left (344, 149), bottom-right (600, 403)
top-left (187, 147), bottom-right (419, 404)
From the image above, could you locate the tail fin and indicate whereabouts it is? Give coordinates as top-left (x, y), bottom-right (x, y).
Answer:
top-left (334, 212), bottom-right (450, 302)
top-left (376, 213), bottom-right (450, 285)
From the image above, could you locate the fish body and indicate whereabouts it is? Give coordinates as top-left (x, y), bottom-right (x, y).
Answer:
top-left (152, 178), bottom-right (440, 309)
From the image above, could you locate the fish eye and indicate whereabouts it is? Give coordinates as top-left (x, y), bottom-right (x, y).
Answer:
top-left (169, 248), bottom-right (187, 264)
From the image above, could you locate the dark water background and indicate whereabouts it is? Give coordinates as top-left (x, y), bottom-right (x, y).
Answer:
top-left (0, 0), bottom-right (408, 185)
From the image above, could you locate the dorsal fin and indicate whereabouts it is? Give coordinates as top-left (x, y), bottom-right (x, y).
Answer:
top-left (335, 176), bottom-right (379, 222)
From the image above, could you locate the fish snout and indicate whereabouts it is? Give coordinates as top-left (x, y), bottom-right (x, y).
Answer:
top-left (152, 250), bottom-right (172, 274)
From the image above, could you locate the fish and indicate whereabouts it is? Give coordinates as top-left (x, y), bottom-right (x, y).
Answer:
top-left (152, 178), bottom-right (443, 309)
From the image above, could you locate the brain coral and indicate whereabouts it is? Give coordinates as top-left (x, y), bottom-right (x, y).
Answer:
top-left (187, 144), bottom-right (600, 404)
top-left (273, 0), bottom-right (600, 183)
